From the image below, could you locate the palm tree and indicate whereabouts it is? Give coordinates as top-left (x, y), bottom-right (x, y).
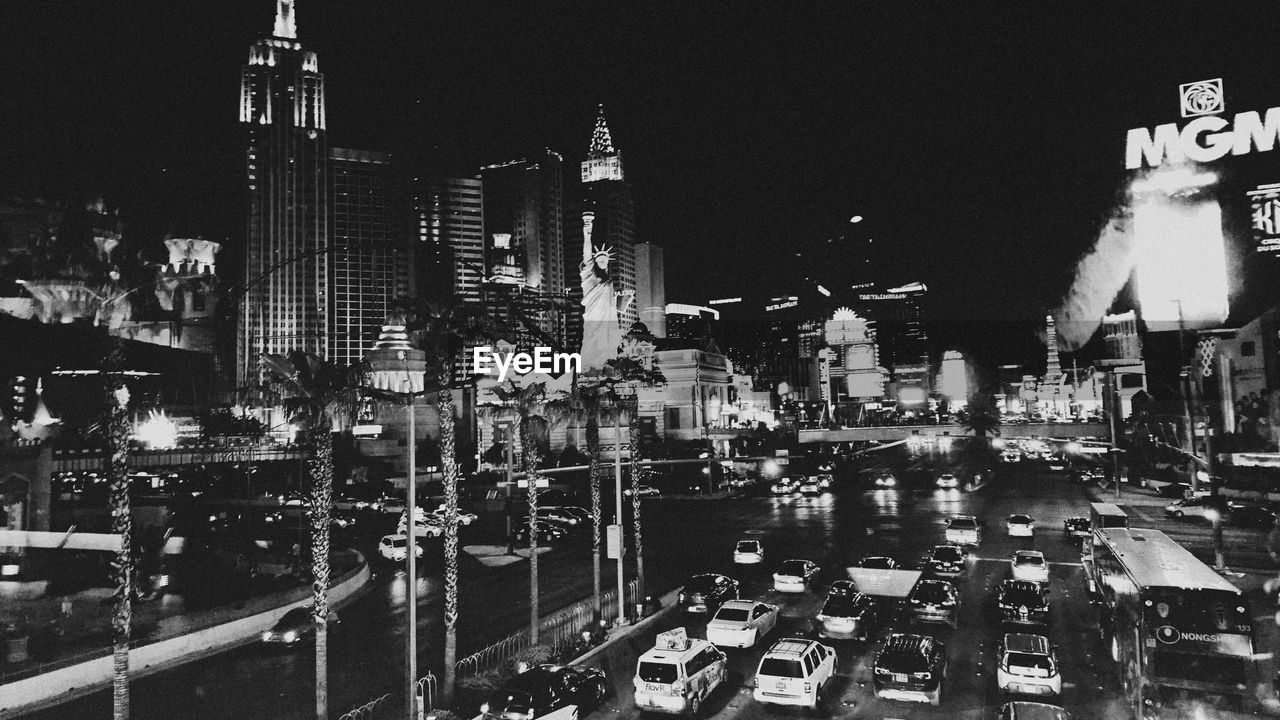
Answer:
top-left (101, 342), bottom-right (133, 720)
top-left (260, 350), bottom-right (360, 720)
top-left (484, 379), bottom-right (550, 642)
top-left (404, 301), bottom-right (498, 705)
top-left (958, 392), bottom-right (1003, 439)
top-left (605, 356), bottom-right (666, 608)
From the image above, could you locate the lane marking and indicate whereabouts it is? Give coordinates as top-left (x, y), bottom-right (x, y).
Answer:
top-left (971, 557), bottom-right (1084, 567)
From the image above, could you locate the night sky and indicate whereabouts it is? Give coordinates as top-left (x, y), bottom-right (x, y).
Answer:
top-left (3, 2), bottom-right (1280, 370)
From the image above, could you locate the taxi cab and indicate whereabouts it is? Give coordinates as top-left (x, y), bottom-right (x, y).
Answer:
top-left (634, 628), bottom-right (728, 715)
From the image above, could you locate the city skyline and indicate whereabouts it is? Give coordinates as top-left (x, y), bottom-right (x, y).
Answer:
top-left (3, 2), bottom-right (1280, 368)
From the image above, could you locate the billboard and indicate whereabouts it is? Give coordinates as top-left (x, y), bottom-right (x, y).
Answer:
top-left (1248, 183), bottom-right (1280, 257)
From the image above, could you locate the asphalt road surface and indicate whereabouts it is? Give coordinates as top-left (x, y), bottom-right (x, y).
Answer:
top-left (16, 444), bottom-right (1278, 719)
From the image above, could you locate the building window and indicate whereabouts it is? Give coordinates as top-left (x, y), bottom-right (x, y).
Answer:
top-left (666, 407), bottom-right (681, 430)
top-left (1242, 341), bottom-right (1256, 357)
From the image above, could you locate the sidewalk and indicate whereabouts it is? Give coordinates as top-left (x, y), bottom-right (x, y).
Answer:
top-left (0, 551), bottom-right (360, 684)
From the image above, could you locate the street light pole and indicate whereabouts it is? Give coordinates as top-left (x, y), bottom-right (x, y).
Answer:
top-left (1103, 369), bottom-right (1121, 502)
top-left (404, 394), bottom-right (418, 720)
top-left (614, 409), bottom-right (625, 625)
top-left (504, 422), bottom-right (514, 555)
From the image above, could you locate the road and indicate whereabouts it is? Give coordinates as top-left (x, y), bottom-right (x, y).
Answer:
top-left (15, 444), bottom-right (1278, 719)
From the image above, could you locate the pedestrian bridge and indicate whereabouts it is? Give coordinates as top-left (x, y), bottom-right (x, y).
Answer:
top-left (797, 423), bottom-right (1110, 444)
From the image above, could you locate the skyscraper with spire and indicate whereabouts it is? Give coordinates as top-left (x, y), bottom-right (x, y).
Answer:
top-left (580, 105), bottom-right (638, 328)
top-left (237, 0), bottom-right (329, 385)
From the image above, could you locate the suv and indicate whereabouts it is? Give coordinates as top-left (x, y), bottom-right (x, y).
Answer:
top-left (945, 515), bottom-right (982, 545)
top-left (996, 579), bottom-right (1050, 626)
top-left (752, 638), bottom-right (837, 709)
top-left (679, 573), bottom-right (739, 615)
top-left (634, 629), bottom-right (728, 715)
top-left (996, 633), bottom-right (1061, 698)
top-left (872, 633), bottom-right (947, 706)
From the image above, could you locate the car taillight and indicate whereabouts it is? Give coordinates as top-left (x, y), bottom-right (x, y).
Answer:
top-left (753, 677), bottom-right (759, 688)
top-left (911, 672), bottom-right (931, 679)
top-left (672, 681), bottom-right (686, 695)
top-left (874, 666), bottom-right (890, 675)
top-left (803, 682), bottom-right (812, 693)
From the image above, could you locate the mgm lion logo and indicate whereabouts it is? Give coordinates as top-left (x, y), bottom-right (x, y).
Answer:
top-left (1179, 78), bottom-right (1224, 118)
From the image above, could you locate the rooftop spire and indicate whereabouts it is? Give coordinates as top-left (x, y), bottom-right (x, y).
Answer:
top-left (588, 104), bottom-right (615, 158)
top-left (273, 0), bottom-right (297, 39)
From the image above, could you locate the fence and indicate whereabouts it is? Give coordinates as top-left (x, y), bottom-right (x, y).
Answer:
top-left (337, 693), bottom-right (391, 720)
top-left (455, 579), bottom-right (638, 678)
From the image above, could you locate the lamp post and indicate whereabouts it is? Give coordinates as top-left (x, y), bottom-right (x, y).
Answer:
top-left (614, 408), bottom-right (626, 625)
top-left (364, 320), bottom-right (427, 720)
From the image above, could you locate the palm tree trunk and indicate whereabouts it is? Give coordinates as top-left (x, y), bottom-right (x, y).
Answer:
top-left (306, 426), bottom-right (334, 720)
top-left (586, 413), bottom-right (602, 626)
top-left (106, 371), bottom-right (132, 720)
top-left (438, 374), bottom-right (460, 705)
top-left (627, 401), bottom-right (644, 611)
top-left (522, 426), bottom-right (541, 644)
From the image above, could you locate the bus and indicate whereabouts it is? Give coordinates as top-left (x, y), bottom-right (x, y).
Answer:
top-left (1087, 527), bottom-right (1261, 719)
top-left (1091, 502), bottom-right (1129, 531)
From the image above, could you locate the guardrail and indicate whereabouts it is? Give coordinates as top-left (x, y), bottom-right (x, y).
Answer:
top-left (455, 579), bottom-right (638, 678)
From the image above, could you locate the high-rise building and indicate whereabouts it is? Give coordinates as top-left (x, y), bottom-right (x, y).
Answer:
top-left (666, 303), bottom-right (719, 342)
top-left (581, 106), bottom-right (637, 328)
top-left (328, 148), bottom-right (412, 368)
top-left (635, 242), bottom-right (666, 337)
top-left (237, 0), bottom-right (329, 384)
top-left (1103, 310), bottom-right (1143, 360)
top-left (413, 177), bottom-right (485, 302)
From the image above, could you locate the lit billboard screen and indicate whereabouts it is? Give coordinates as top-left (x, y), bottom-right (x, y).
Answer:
top-left (1133, 192), bottom-right (1229, 331)
top-left (1248, 183), bottom-right (1280, 257)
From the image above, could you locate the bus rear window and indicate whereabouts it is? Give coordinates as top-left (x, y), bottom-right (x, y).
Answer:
top-left (1153, 653), bottom-right (1247, 687)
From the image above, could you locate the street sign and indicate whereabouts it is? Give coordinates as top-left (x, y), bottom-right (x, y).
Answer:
top-left (606, 524), bottom-right (622, 559)
top-left (516, 478), bottom-right (550, 489)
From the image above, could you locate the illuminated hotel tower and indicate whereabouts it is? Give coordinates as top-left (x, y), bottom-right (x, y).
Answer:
top-left (581, 105), bottom-right (638, 328)
top-left (237, 0), bottom-right (329, 384)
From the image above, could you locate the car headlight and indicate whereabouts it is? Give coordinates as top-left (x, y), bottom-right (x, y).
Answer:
top-left (262, 631), bottom-right (273, 641)
top-left (284, 631), bottom-right (297, 642)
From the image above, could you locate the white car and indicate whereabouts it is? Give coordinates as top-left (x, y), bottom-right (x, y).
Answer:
top-left (398, 514), bottom-right (444, 538)
top-left (935, 473), bottom-right (960, 489)
top-left (753, 638), bottom-right (837, 709)
top-left (1011, 550), bottom-right (1049, 584)
top-left (429, 504), bottom-right (478, 526)
top-left (874, 473), bottom-right (897, 488)
top-left (1007, 514), bottom-right (1035, 537)
top-left (378, 534), bottom-right (424, 561)
top-left (945, 515), bottom-right (982, 545)
top-left (771, 478), bottom-right (799, 495)
top-left (996, 633), bottom-right (1062, 698)
top-left (707, 599), bottom-right (779, 648)
top-left (734, 539), bottom-right (764, 564)
top-left (773, 559), bottom-right (820, 593)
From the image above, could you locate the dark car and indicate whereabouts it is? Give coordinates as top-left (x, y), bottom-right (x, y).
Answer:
top-left (480, 664), bottom-right (608, 720)
top-left (512, 520), bottom-right (568, 545)
top-left (872, 633), bottom-right (947, 706)
top-left (907, 580), bottom-right (959, 626)
top-left (923, 544), bottom-right (966, 578)
top-left (827, 579), bottom-right (859, 597)
top-left (1230, 503), bottom-right (1278, 529)
top-left (857, 556), bottom-right (898, 570)
top-left (1062, 517), bottom-right (1091, 539)
top-left (262, 606), bottom-right (338, 645)
top-left (679, 573), bottom-right (739, 614)
top-left (816, 591), bottom-right (879, 641)
top-left (996, 579), bottom-right (1050, 626)
top-left (1157, 482), bottom-right (1193, 499)
top-left (998, 701), bottom-right (1073, 719)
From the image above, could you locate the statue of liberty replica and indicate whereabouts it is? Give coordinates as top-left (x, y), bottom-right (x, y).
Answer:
top-left (579, 210), bottom-right (634, 371)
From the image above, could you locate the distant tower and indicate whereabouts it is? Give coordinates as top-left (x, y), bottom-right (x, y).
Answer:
top-left (1044, 314), bottom-right (1062, 384)
top-left (580, 105), bottom-right (637, 328)
top-left (237, 0), bottom-right (329, 385)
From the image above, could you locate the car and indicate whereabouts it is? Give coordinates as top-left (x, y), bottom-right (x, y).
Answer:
top-left (827, 579), bottom-right (859, 597)
top-left (1007, 514), bottom-right (1036, 537)
top-left (331, 511), bottom-right (359, 530)
top-left (280, 491), bottom-right (308, 506)
top-left (923, 544), bottom-right (966, 578)
top-left (430, 504), bottom-right (479, 526)
top-left (1230, 503), bottom-right (1278, 529)
top-left (872, 633), bottom-right (947, 706)
top-left (1070, 468), bottom-right (1103, 485)
top-left (733, 539), bottom-right (764, 564)
top-left (996, 579), bottom-right (1051, 626)
top-left (706, 599), bottom-right (779, 648)
top-left (1011, 551), bottom-right (1049, 584)
top-left (378, 534), bottom-right (424, 562)
top-left (935, 473), bottom-right (960, 489)
top-left (772, 559), bottom-right (820, 593)
top-left (1164, 495), bottom-right (1231, 520)
top-left (726, 472), bottom-right (756, 490)
top-left (816, 591), bottom-right (879, 641)
top-left (335, 493), bottom-right (377, 510)
top-left (512, 520), bottom-right (567, 545)
top-left (945, 514), bottom-right (982, 545)
top-left (634, 629), bottom-right (728, 715)
top-left (998, 701), bottom-right (1073, 719)
top-left (1046, 457), bottom-right (1068, 472)
top-left (480, 664), bottom-right (608, 720)
top-left (874, 473), bottom-right (897, 488)
top-left (261, 607), bottom-right (313, 645)
top-left (771, 477), bottom-right (799, 495)
top-left (532, 507), bottom-right (580, 527)
top-left (996, 633), bottom-right (1061, 698)
top-left (397, 514), bottom-right (445, 538)
top-left (1156, 481), bottom-right (1194, 499)
top-left (816, 473), bottom-right (833, 490)
top-left (1062, 517), bottom-right (1091, 539)
top-left (1002, 449), bottom-right (1023, 463)
top-left (548, 505), bottom-right (590, 523)
top-left (798, 477), bottom-right (822, 495)
top-left (857, 556), bottom-right (898, 570)
top-left (907, 579), bottom-right (959, 626)
top-left (752, 638), bottom-right (837, 709)
top-left (679, 573), bottom-right (739, 615)
top-left (623, 484), bottom-right (661, 497)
